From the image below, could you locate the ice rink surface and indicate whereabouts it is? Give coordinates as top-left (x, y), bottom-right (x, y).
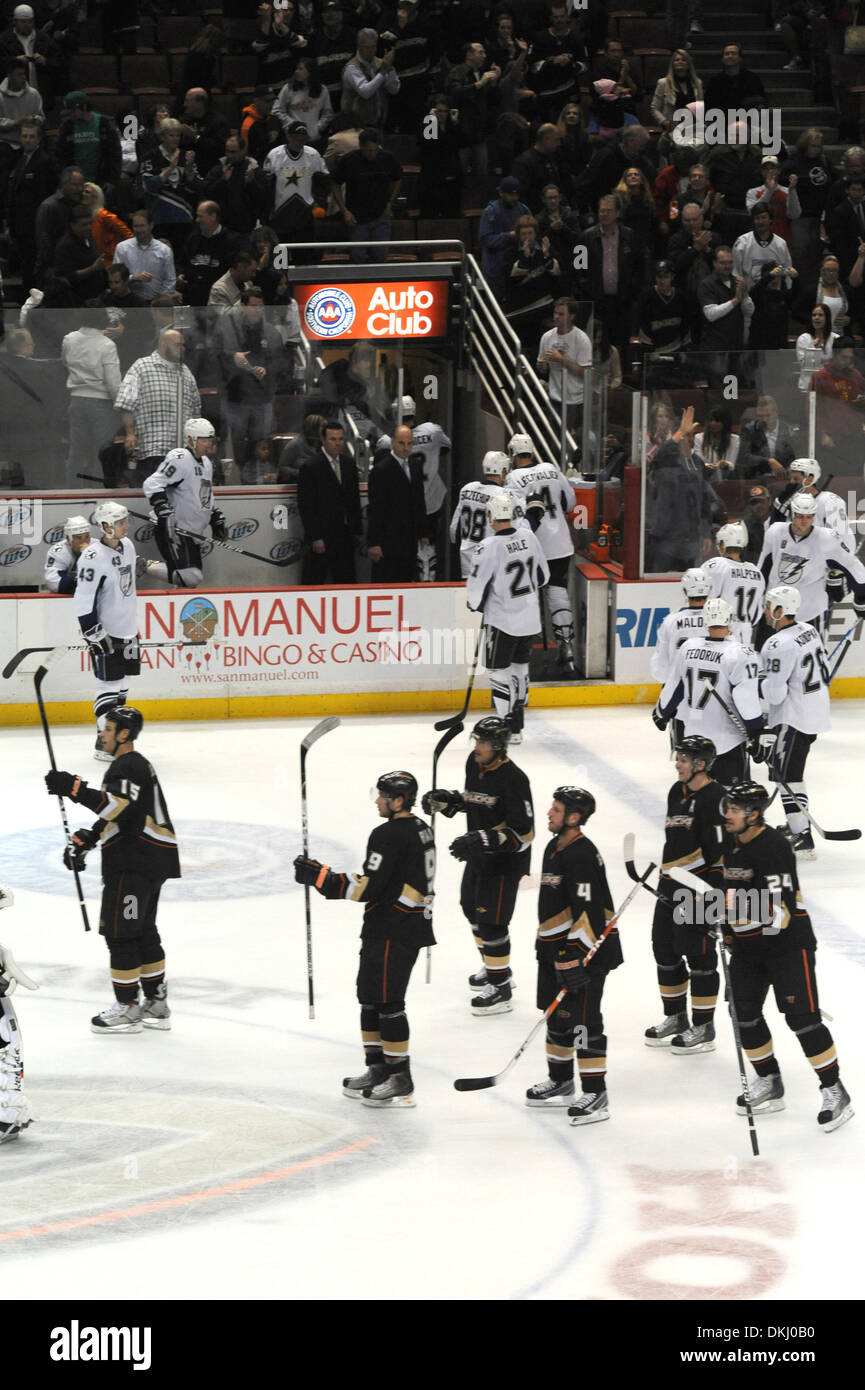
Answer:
top-left (1, 704), bottom-right (863, 1303)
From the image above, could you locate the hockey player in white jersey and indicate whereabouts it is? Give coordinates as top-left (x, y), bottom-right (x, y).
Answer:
top-left (754, 584), bottom-right (832, 859)
top-left (378, 397), bottom-right (451, 579)
top-left (74, 501), bottom-right (141, 760)
top-left (650, 567), bottom-right (710, 684)
top-left (758, 492), bottom-right (865, 631)
top-left (450, 451), bottom-right (511, 578)
top-left (504, 433), bottom-right (578, 675)
top-left (43, 515), bottom-right (90, 594)
top-left (769, 458), bottom-right (853, 544)
top-left (466, 489), bottom-right (550, 742)
top-left (0, 883), bottom-right (37, 1144)
top-left (142, 418), bottom-right (227, 588)
top-left (701, 521), bottom-right (765, 644)
top-left (654, 597), bottom-right (764, 786)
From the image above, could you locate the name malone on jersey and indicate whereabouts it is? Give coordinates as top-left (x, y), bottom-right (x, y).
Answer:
top-left (50, 1321), bottom-right (152, 1371)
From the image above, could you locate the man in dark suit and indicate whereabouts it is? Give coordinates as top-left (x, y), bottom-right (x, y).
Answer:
top-left (736, 395), bottom-right (798, 479)
top-left (367, 424), bottom-right (428, 582)
top-left (573, 194), bottom-right (644, 350)
top-left (6, 116), bottom-right (55, 290)
top-left (297, 419), bottom-right (362, 585)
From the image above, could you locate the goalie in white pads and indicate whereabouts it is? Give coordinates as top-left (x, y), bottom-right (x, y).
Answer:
top-left (74, 501), bottom-right (142, 760)
top-left (754, 584), bottom-right (831, 859)
top-left (466, 488), bottom-right (550, 742)
top-left (449, 451), bottom-right (512, 579)
top-left (701, 521), bottom-right (765, 645)
top-left (505, 433), bottom-right (578, 675)
top-left (758, 492), bottom-right (865, 633)
top-left (0, 884), bottom-right (38, 1144)
top-left (44, 515), bottom-right (91, 594)
top-left (142, 418), bottom-right (227, 588)
top-left (654, 597), bottom-right (765, 786)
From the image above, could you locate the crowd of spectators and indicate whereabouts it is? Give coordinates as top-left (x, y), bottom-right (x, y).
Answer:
top-left (0, 0), bottom-right (862, 578)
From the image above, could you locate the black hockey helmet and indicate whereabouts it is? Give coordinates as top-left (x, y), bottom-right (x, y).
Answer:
top-left (471, 716), bottom-right (511, 751)
top-left (376, 770), bottom-right (418, 810)
top-left (108, 706), bottom-right (143, 742)
top-left (674, 735), bottom-right (717, 771)
top-left (722, 781), bottom-right (770, 820)
top-left (552, 786), bottom-right (596, 824)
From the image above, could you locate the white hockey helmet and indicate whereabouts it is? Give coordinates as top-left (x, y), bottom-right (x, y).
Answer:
top-left (508, 432), bottom-right (534, 459)
top-left (716, 521), bottom-right (748, 552)
top-left (391, 395), bottom-right (416, 417)
top-left (185, 417), bottom-right (216, 442)
top-left (790, 491), bottom-right (818, 516)
top-left (63, 514), bottom-right (91, 541)
top-left (703, 596), bottom-right (733, 628)
top-left (681, 566), bottom-right (712, 599)
top-left (481, 450), bottom-right (510, 478)
top-left (789, 456), bottom-right (821, 486)
top-left (765, 584), bottom-right (801, 619)
top-left (487, 488), bottom-right (515, 524)
top-left (92, 501), bottom-right (128, 535)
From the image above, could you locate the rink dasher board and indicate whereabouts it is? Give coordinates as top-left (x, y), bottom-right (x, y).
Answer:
top-left (0, 584), bottom-right (487, 723)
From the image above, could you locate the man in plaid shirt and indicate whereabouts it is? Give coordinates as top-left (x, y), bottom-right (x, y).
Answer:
top-left (114, 328), bottom-right (202, 473)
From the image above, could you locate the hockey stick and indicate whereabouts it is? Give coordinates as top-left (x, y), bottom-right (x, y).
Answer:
top-left (827, 617), bottom-right (863, 683)
top-left (3, 638), bottom-right (220, 680)
top-left (453, 870), bottom-right (653, 1092)
top-left (666, 864), bottom-right (759, 1155)
top-left (623, 832), bottom-right (662, 898)
top-left (300, 716), bottom-right (341, 1019)
top-left (776, 779), bottom-right (861, 842)
top-left (122, 505), bottom-right (302, 569)
top-left (426, 720), bottom-right (465, 983)
top-left (34, 651), bottom-right (91, 933)
top-left (434, 619), bottom-right (485, 732)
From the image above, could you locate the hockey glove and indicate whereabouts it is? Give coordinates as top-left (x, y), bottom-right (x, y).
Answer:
top-left (211, 508), bottom-right (228, 542)
top-left (826, 570), bottom-right (846, 605)
top-left (749, 731), bottom-right (777, 765)
top-left (83, 625), bottom-right (113, 661)
top-left (152, 497), bottom-right (177, 545)
top-left (651, 703), bottom-right (668, 731)
top-left (44, 770), bottom-right (86, 800)
top-left (63, 826), bottom-right (100, 872)
top-left (421, 788), bottom-right (465, 818)
top-left (524, 492), bottom-right (545, 532)
top-left (449, 829), bottom-right (507, 861)
top-left (0, 942), bottom-right (38, 996)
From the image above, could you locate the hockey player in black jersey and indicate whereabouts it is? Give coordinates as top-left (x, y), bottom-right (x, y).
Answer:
top-left (526, 787), bottom-right (620, 1126)
top-left (721, 782), bottom-right (853, 1132)
top-left (44, 708), bottom-right (180, 1035)
top-left (645, 736), bottom-right (728, 1055)
top-left (422, 716), bottom-right (534, 1016)
top-left (294, 771), bottom-right (435, 1109)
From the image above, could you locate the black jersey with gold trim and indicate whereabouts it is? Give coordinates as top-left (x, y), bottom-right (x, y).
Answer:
top-left (462, 753), bottom-right (534, 877)
top-left (331, 814), bottom-right (435, 949)
top-left (722, 825), bottom-right (815, 953)
top-left (660, 779), bottom-right (728, 903)
top-left (536, 831), bottom-right (620, 972)
top-left (72, 751), bottom-right (180, 880)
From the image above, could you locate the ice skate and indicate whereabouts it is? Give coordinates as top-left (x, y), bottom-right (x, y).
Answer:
top-left (361, 1072), bottom-right (416, 1108)
top-left (525, 1077), bottom-right (575, 1107)
top-left (817, 1082), bottom-right (854, 1133)
top-left (567, 1091), bottom-right (610, 1126)
top-left (91, 1001), bottom-right (142, 1034)
top-left (342, 1064), bottom-right (387, 1099)
top-left (792, 831), bottom-right (816, 860)
top-left (671, 1021), bottom-right (716, 1054)
top-left (736, 1073), bottom-right (785, 1114)
top-left (644, 1011), bottom-right (688, 1047)
top-left (470, 981), bottom-right (513, 1016)
top-left (140, 984), bottom-right (171, 1031)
